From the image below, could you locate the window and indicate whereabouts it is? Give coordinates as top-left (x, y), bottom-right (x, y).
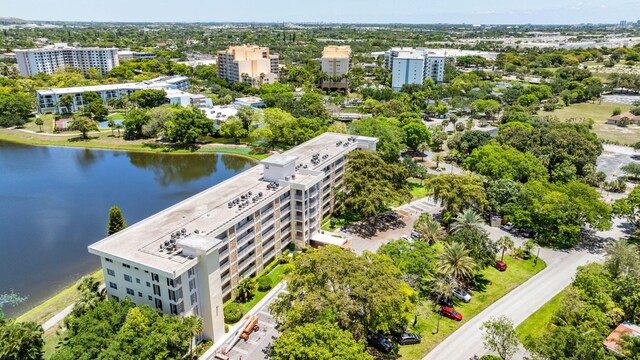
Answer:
top-left (126, 288), bottom-right (134, 296)
top-left (170, 303), bottom-right (178, 315)
top-left (154, 298), bottom-right (163, 311)
top-left (178, 301), bottom-right (184, 314)
top-left (151, 273), bottom-right (159, 282)
top-left (138, 292), bottom-right (142, 297)
top-left (112, 295), bottom-right (119, 301)
top-left (187, 268), bottom-right (196, 278)
top-left (153, 284), bottom-right (161, 296)
top-left (124, 274), bottom-right (132, 282)
top-left (105, 258), bottom-right (113, 263)
top-left (148, 295), bottom-right (152, 301)
top-left (107, 269), bottom-right (115, 276)
top-left (168, 289), bottom-right (176, 301)
top-left (109, 282), bottom-right (117, 290)
top-left (122, 263), bottom-right (130, 269)
top-left (190, 292), bottom-right (198, 304)
top-left (189, 278), bottom-right (197, 292)
top-left (136, 278), bottom-right (140, 284)
top-left (167, 278), bottom-right (175, 287)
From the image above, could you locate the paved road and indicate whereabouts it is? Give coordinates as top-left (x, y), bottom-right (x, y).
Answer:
top-left (423, 246), bottom-right (602, 360)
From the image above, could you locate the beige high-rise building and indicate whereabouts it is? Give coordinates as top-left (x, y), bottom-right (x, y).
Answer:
top-left (321, 45), bottom-right (352, 91)
top-left (217, 45), bottom-right (279, 87)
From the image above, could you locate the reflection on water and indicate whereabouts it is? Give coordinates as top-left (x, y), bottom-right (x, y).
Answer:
top-left (0, 141), bottom-right (255, 318)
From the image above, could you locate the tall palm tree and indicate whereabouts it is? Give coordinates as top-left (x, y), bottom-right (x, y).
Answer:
top-left (183, 316), bottom-right (204, 358)
top-left (414, 213), bottom-right (445, 244)
top-left (71, 290), bottom-right (101, 317)
top-left (496, 236), bottom-right (514, 262)
top-left (418, 142), bottom-right (429, 162)
top-left (235, 278), bottom-right (255, 303)
top-left (77, 275), bottom-right (100, 293)
top-left (450, 209), bottom-right (485, 234)
top-left (437, 242), bottom-right (476, 282)
top-left (433, 153), bottom-right (443, 169)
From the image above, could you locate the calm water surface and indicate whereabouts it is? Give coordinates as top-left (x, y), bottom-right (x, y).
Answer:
top-left (0, 141), bottom-right (255, 318)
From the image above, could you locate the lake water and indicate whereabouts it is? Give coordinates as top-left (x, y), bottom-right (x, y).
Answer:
top-left (0, 141), bottom-right (255, 318)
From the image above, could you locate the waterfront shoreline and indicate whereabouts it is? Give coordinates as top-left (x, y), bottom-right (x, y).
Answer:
top-left (0, 129), bottom-right (269, 161)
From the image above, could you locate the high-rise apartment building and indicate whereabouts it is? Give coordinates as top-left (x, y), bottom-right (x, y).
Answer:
top-left (216, 45), bottom-right (279, 87)
top-left (321, 45), bottom-right (352, 91)
top-left (384, 47), bottom-right (445, 89)
top-left (88, 132), bottom-right (378, 342)
top-left (14, 43), bottom-right (119, 77)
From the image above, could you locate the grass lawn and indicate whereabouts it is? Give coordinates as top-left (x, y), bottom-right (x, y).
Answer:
top-left (224, 263), bottom-right (288, 325)
top-left (539, 102), bottom-right (639, 145)
top-left (16, 269), bottom-right (103, 325)
top-left (408, 178), bottom-right (431, 200)
top-left (399, 254), bottom-right (546, 359)
top-left (107, 113), bottom-right (125, 121)
top-left (321, 211), bottom-right (364, 232)
top-left (42, 326), bottom-right (64, 359)
top-left (516, 286), bottom-right (568, 345)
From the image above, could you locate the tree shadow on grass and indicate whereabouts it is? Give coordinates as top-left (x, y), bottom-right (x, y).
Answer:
top-left (470, 273), bottom-right (490, 294)
top-left (67, 135), bottom-right (99, 142)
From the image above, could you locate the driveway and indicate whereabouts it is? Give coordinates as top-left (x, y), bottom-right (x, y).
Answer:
top-left (597, 145), bottom-right (639, 180)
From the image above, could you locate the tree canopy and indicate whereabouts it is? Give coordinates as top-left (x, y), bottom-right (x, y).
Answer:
top-left (464, 144), bottom-right (548, 183)
top-left (271, 323), bottom-right (372, 360)
top-left (428, 174), bottom-right (488, 213)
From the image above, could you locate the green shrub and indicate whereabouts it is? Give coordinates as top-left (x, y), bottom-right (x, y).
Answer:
top-left (224, 302), bottom-right (243, 323)
top-left (283, 263), bottom-right (295, 274)
top-left (288, 242), bottom-right (296, 251)
top-left (480, 356), bottom-right (502, 360)
top-left (257, 277), bottom-right (272, 291)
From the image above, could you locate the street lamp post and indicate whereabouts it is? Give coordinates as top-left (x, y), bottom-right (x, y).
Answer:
top-left (534, 247), bottom-right (541, 267)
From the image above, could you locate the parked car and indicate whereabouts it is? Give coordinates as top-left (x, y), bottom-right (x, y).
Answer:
top-left (437, 297), bottom-right (454, 307)
top-left (438, 306), bottom-right (462, 321)
top-left (501, 222), bottom-right (514, 231)
top-left (494, 260), bottom-right (507, 271)
top-left (452, 289), bottom-right (472, 303)
top-left (396, 333), bottom-right (421, 345)
top-left (411, 229), bottom-right (422, 239)
top-left (367, 333), bottom-right (395, 353)
top-left (401, 235), bottom-right (412, 241)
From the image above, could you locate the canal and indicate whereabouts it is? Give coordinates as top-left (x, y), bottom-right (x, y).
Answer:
top-left (0, 141), bottom-right (256, 318)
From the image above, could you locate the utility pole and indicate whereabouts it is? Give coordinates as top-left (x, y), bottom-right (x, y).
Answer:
top-left (534, 247), bottom-right (541, 267)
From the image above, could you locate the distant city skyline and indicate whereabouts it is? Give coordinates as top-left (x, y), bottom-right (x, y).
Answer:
top-left (4, 0), bottom-right (640, 24)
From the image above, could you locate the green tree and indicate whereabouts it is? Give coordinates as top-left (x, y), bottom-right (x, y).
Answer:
top-left (621, 162), bottom-right (640, 180)
top-left (437, 242), bottom-right (476, 283)
top-left (68, 115), bottom-right (98, 139)
top-left (612, 186), bottom-right (640, 237)
top-left (447, 130), bottom-right (493, 157)
top-left (142, 106), bottom-right (174, 138)
top-left (81, 91), bottom-right (100, 105)
top-left (123, 108), bottom-right (150, 140)
top-left (130, 89), bottom-right (167, 108)
top-left (428, 174), bottom-right (488, 213)
top-left (485, 179), bottom-right (522, 216)
top-left (164, 106), bottom-right (214, 144)
top-left (0, 319), bottom-right (44, 360)
top-left (0, 93), bottom-right (33, 127)
top-left (403, 121), bottom-right (431, 151)
top-left (413, 212), bottom-right (445, 244)
top-left (271, 323), bottom-right (373, 360)
top-left (270, 246), bottom-right (415, 340)
top-left (496, 236), bottom-right (514, 262)
top-left (464, 144), bottom-right (548, 183)
top-left (107, 206), bottom-right (127, 235)
top-left (450, 209), bottom-right (485, 234)
top-left (481, 315), bottom-right (520, 360)
top-left (351, 117), bottom-right (404, 163)
top-left (219, 116), bottom-right (248, 143)
top-left (338, 150), bottom-right (410, 218)
top-left (235, 278), bottom-right (255, 303)
top-left (378, 238), bottom-right (438, 294)
top-left (88, 100), bottom-right (108, 121)
top-left (34, 117), bottom-right (44, 132)
top-left (107, 118), bottom-right (115, 136)
top-left (59, 94), bottom-right (74, 113)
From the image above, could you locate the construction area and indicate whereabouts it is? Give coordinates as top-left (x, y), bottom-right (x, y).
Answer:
top-left (212, 286), bottom-right (283, 360)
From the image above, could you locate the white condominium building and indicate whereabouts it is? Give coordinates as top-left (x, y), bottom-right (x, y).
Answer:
top-left (15, 43), bottom-right (119, 77)
top-left (217, 45), bottom-right (279, 87)
top-left (321, 45), bottom-right (352, 91)
top-left (35, 76), bottom-right (197, 113)
top-left (384, 47), bottom-right (445, 89)
top-left (88, 133), bottom-right (378, 342)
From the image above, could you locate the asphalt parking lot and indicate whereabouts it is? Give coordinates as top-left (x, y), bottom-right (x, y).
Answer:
top-left (597, 150), bottom-right (639, 180)
top-left (602, 94), bottom-right (640, 105)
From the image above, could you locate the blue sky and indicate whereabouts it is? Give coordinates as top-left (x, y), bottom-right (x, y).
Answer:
top-left (4, 0), bottom-right (640, 24)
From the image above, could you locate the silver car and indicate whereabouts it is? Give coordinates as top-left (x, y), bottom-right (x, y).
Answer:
top-left (452, 289), bottom-right (472, 303)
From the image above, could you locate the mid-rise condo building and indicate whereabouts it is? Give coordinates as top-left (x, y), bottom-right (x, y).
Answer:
top-left (35, 76), bottom-right (200, 113)
top-left (217, 45), bottom-right (279, 87)
top-left (15, 43), bottom-right (119, 77)
top-left (88, 132), bottom-right (378, 342)
top-left (321, 45), bottom-right (352, 91)
top-left (384, 47), bottom-right (445, 89)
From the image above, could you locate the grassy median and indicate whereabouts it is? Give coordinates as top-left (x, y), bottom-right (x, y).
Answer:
top-left (399, 254), bottom-right (546, 359)
top-left (516, 287), bottom-right (568, 344)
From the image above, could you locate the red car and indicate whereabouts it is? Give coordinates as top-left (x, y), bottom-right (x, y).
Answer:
top-left (438, 306), bottom-right (462, 321)
top-left (494, 260), bottom-right (507, 271)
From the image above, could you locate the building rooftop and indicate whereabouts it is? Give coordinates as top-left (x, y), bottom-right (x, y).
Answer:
top-left (15, 43), bottom-right (118, 52)
top-left (322, 45), bottom-right (352, 59)
top-left (36, 76), bottom-right (189, 96)
top-left (604, 322), bottom-right (640, 354)
top-left (89, 133), bottom-right (370, 276)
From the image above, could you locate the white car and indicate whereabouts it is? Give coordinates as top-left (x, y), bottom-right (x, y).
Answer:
top-left (452, 289), bottom-right (472, 303)
top-left (502, 222), bottom-right (515, 231)
top-left (401, 235), bottom-right (412, 241)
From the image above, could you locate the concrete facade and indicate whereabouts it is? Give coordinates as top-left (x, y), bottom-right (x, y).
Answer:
top-left (321, 45), bottom-right (352, 91)
top-left (384, 47), bottom-right (445, 89)
top-left (217, 45), bottom-right (279, 87)
top-left (88, 133), bottom-right (378, 343)
top-left (15, 43), bottom-right (119, 77)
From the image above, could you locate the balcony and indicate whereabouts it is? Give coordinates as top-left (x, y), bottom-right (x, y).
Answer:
top-left (236, 230), bottom-right (255, 246)
top-left (240, 265), bottom-right (257, 279)
top-left (237, 244), bottom-right (255, 259)
top-left (236, 220), bottom-right (254, 234)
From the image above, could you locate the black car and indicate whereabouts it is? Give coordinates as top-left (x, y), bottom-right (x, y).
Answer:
top-left (437, 297), bottom-right (454, 307)
top-left (367, 333), bottom-right (395, 353)
top-left (396, 333), bottom-right (421, 345)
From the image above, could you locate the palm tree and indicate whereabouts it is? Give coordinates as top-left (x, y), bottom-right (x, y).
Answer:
top-left (449, 114), bottom-right (459, 129)
top-left (72, 290), bottom-right (101, 317)
top-left (183, 316), bottom-right (204, 358)
top-left (437, 242), bottom-right (476, 282)
top-left (433, 153), bottom-right (443, 170)
top-left (414, 213), bottom-right (445, 244)
top-left (235, 278), bottom-right (255, 303)
top-left (496, 236), bottom-right (514, 262)
top-left (450, 209), bottom-right (485, 234)
top-left (77, 275), bottom-right (100, 293)
top-left (418, 142), bottom-right (429, 162)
